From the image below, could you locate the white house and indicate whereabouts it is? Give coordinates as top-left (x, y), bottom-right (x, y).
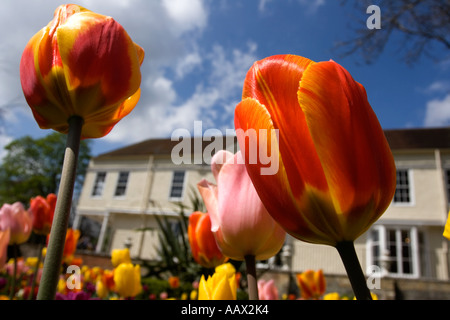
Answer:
top-left (73, 127), bottom-right (450, 299)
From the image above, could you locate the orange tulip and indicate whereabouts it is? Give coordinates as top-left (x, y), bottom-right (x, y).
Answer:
top-left (62, 228), bottom-right (80, 264)
top-left (234, 54), bottom-right (396, 246)
top-left (296, 269), bottom-right (326, 300)
top-left (29, 194), bottom-right (57, 235)
top-left (20, 4), bottom-right (145, 139)
top-left (0, 229), bottom-right (10, 270)
top-left (168, 276), bottom-right (180, 289)
top-left (188, 211), bottom-right (228, 268)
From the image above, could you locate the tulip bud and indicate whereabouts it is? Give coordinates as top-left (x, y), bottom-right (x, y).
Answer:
top-left (20, 4), bottom-right (145, 139)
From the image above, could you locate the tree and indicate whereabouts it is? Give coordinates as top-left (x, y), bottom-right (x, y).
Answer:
top-left (335, 0), bottom-right (450, 65)
top-left (0, 132), bottom-right (91, 205)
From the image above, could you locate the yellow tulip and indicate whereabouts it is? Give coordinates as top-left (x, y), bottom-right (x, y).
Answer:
top-left (444, 211), bottom-right (450, 240)
top-left (323, 292), bottom-right (341, 300)
top-left (113, 263), bottom-right (142, 298)
top-left (198, 263), bottom-right (237, 300)
top-left (96, 276), bottom-right (109, 299)
top-left (111, 248), bottom-right (132, 268)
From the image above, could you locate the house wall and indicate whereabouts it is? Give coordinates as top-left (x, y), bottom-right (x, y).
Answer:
top-left (78, 156), bottom-right (151, 213)
top-left (383, 150), bottom-right (448, 224)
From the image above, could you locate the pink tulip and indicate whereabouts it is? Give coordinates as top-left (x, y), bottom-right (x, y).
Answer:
top-left (258, 279), bottom-right (279, 300)
top-left (0, 202), bottom-right (32, 245)
top-left (6, 258), bottom-right (30, 277)
top-left (197, 150), bottom-right (286, 261)
top-left (0, 229), bottom-right (10, 270)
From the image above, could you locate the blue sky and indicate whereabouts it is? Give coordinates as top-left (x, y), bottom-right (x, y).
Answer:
top-left (0, 0), bottom-right (449, 159)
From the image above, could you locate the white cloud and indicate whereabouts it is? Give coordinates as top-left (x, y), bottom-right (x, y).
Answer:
top-left (174, 51), bottom-right (203, 79)
top-left (425, 81), bottom-right (450, 94)
top-left (162, 0), bottom-right (208, 35)
top-left (424, 94), bottom-right (450, 127)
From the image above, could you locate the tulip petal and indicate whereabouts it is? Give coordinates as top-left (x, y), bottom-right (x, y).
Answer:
top-left (298, 60), bottom-right (396, 237)
top-left (242, 55), bottom-right (329, 199)
top-left (198, 275), bottom-right (212, 300)
top-left (235, 97), bottom-right (336, 244)
top-left (215, 151), bottom-right (284, 260)
top-left (56, 11), bottom-right (141, 109)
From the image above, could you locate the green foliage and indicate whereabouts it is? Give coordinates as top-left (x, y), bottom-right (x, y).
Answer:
top-left (139, 277), bottom-right (194, 300)
top-left (0, 132), bottom-right (91, 205)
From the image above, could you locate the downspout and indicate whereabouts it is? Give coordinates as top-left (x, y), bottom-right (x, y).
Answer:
top-left (435, 149), bottom-right (449, 279)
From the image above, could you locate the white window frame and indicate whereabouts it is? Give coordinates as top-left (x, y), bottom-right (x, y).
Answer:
top-left (114, 171), bottom-right (129, 198)
top-left (91, 171), bottom-right (106, 197)
top-left (366, 225), bottom-right (421, 279)
top-left (392, 169), bottom-right (415, 206)
top-left (169, 170), bottom-right (186, 201)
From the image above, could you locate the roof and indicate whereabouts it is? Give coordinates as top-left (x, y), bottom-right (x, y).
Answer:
top-left (96, 136), bottom-right (238, 159)
top-left (384, 127), bottom-right (450, 150)
top-left (95, 127), bottom-right (450, 159)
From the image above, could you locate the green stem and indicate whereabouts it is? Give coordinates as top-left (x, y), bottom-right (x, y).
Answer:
top-left (245, 255), bottom-right (258, 300)
top-left (29, 235), bottom-right (45, 300)
top-left (9, 244), bottom-right (18, 300)
top-left (37, 116), bottom-right (83, 300)
top-left (336, 241), bottom-right (372, 300)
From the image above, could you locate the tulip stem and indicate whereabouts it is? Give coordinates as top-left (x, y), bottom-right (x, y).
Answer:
top-left (37, 116), bottom-right (83, 300)
top-left (29, 235), bottom-right (45, 300)
top-left (245, 255), bottom-right (258, 300)
top-left (336, 241), bottom-right (372, 300)
top-left (9, 243), bottom-right (18, 300)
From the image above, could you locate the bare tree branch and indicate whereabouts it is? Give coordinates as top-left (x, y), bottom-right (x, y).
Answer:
top-left (335, 0), bottom-right (450, 65)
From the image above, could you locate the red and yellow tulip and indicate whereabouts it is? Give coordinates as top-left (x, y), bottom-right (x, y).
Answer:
top-left (296, 269), bottom-right (326, 300)
top-left (29, 194), bottom-right (57, 236)
top-left (234, 54), bottom-right (396, 246)
top-left (188, 211), bottom-right (228, 268)
top-left (20, 4), bottom-right (145, 139)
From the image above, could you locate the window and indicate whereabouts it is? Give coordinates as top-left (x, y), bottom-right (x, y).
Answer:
top-left (91, 172), bottom-right (106, 197)
top-left (114, 172), bottom-right (129, 197)
top-left (393, 169), bottom-right (412, 204)
top-left (169, 171), bottom-right (185, 200)
top-left (367, 226), bottom-right (421, 278)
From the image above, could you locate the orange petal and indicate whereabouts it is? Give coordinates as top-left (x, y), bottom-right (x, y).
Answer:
top-left (235, 98), bottom-right (332, 244)
top-left (242, 55), bottom-right (329, 199)
top-left (298, 60), bottom-right (396, 237)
